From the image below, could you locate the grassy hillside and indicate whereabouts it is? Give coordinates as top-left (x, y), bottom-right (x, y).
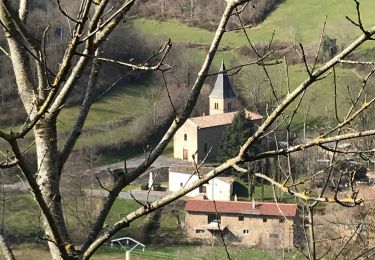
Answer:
top-left (129, 0), bottom-right (374, 132)
top-left (58, 83), bottom-right (150, 132)
top-left (57, 83), bottom-right (151, 152)
top-left (250, 0), bottom-right (375, 45)
top-left (2, 0), bottom-right (374, 163)
top-left (235, 63), bottom-right (364, 130)
top-left (132, 0), bottom-right (375, 47)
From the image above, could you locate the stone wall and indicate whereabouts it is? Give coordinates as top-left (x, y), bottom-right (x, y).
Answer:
top-left (197, 125), bottom-right (226, 162)
top-left (209, 97), bottom-right (237, 115)
top-left (185, 212), bottom-right (296, 249)
top-left (174, 120), bottom-right (197, 161)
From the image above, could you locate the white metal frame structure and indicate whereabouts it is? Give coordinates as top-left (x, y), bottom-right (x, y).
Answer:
top-left (111, 237), bottom-right (145, 260)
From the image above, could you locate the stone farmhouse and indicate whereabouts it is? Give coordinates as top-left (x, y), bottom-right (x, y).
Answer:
top-left (174, 61), bottom-right (263, 163)
top-left (168, 164), bottom-right (234, 201)
top-left (184, 199), bottom-right (300, 249)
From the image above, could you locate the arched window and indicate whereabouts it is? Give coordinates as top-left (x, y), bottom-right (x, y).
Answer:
top-left (184, 134), bottom-right (187, 141)
top-left (214, 102), bottom-right (218, 109)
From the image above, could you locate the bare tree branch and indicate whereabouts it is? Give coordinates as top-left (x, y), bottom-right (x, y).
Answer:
top-left (0, 233), bottom-right (15, 260)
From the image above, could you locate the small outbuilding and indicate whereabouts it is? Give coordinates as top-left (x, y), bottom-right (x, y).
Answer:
top-left (168, 164), bottom-right (234, 201)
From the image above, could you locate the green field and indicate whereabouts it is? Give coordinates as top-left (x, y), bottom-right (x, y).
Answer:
top-left (236, 62), bottom-right (365, 130)
top-left (131, 0), bottom-right (375, 47)
top-left (2, 0), bottom-right (374, 162)
top-left (250, 0), bottom-right (375, 45)
top-left (10, 243), bottom-right (303, 260)
top-left (57, 83), bottom-right (148, 132)
top-left (2, 192), bottom-right (182, 244)
top-left (94, 244), bottom-right (303, 260)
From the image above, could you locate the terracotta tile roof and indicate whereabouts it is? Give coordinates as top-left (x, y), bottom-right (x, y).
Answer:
top-left (245, 110), bottom-right (263, 121)
top-left (185, 199), bottom-right (297, 217)
top-left (188, 110), bottom-right (263, 129)
top-left (189, 112), bottom-right (236, 128)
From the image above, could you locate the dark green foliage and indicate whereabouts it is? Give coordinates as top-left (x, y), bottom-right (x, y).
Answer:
top-left (218, 110), bottom-right (258, 162)
top-left (354, 166), bottom-right (368, 182)
top-left (322, 35), bottom-right (338, 60)
top-left (232, 181), bottom-right (249, 197)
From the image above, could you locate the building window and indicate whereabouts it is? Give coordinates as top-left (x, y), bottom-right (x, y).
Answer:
top-left (238, 216), bottom-right (244, 221)
top-left (196, 229), bottom-right (205, 234)
top-left (204, 143), bottom-right (208, 153)
top-left (208, 214), bottom-right (221, 224)
top-left (243, 229), bottom-right (250, 235)
top-left (199, 186), bottom-right (207, 194)
top-left (227, 102), bottom-right (231, 110)
top-left (270, 234), bottom-right (279, 239)
top-left (279, 218), bottom-right (285, 223)
top-left (214, 102), bottom-right (219, 109)
top-left (184, 134), bottom-right (187, 141)
top-left (263, 218), bottom-right (267, 223)
top-left (180, 182), bottom-right (183, 187)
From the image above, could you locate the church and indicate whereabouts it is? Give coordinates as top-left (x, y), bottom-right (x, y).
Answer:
top-left (173, 61), bottom-right (263, 163)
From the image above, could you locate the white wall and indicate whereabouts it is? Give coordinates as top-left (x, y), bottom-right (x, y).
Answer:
top-left (169, 171), bottom-right (232, 201)
top-left (206, 178), bottom-right (232, 201)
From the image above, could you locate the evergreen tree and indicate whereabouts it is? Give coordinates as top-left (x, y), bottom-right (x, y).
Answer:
top-left (218, 110), bottom-right (258, 162)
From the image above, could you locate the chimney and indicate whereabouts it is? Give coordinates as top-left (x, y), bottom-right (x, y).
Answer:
top-left (234, 194), bottom-right (237, 201)
top-left (252, 198), bottom-right (255, 209)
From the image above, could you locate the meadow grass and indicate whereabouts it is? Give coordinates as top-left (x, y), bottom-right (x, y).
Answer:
top-left (235, 62), bottom-right (364, 131)
top-left (10, 243), bottom-right (304, 260)
top-left (57, 83), bottom-right (151, 132)
top-left (3, 193), bottom-right (41, 239)
top-left (95, 244), bottom-right (304, 260)
top-left (130, 0), bottom-right (375, 48)
top-left (252, 0), bottom-right (375, 45)
top-left (2, 0), bottom-right (373, 164)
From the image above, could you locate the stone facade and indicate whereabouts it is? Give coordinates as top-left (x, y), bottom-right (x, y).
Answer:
top-left (184, 200), bottom-right (300, 249)
top-left (174, 111), bottom-right (263, 163)
top-left (196, 124), bottom-right (226, 162)
top-left (185, 213), bottom-right (296, 248)
top-left (173, 120), bottom-right (198, 161)
top-left (209, 97), bottom-right (237, 115)
top-left (173, 60), bottom-right (263, 163)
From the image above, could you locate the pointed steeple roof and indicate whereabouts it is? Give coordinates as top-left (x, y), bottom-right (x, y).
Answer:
top-left (209, 60), bottom-right (236, 99)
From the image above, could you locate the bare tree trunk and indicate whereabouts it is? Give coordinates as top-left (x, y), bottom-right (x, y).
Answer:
top-left (307, 206), bottom-right (316, 260)
top-left (34, 115), bottom-right (70, 260)
top-left (0, 234), bottom-right (15, 260)
top-left (190, 0), bottom-right (195, 20)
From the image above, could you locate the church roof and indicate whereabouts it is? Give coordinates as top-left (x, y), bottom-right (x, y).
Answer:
top-left (188, 110), bottom-right (263, 129)
top-left (209, 61), bottom-right (236, 99)
top-left (189, 112), bottom-right (236, 128)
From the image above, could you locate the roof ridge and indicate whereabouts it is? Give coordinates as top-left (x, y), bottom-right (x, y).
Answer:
top-left (188, 199), bottom-right (297, 206)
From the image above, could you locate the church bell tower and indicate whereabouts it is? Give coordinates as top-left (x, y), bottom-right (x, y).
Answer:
top-left (209, 61), bottom-right (237, 115)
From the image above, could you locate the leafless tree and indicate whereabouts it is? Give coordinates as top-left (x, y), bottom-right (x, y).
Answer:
top-left (0, 0), bottom-right (375, 260)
